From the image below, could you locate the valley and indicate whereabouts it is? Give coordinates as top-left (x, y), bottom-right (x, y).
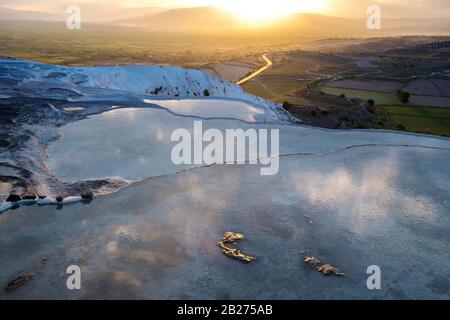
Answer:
top-left (240, 38), bottom-right (450, 136)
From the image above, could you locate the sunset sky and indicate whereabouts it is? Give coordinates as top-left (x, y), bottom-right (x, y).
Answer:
top-left (1, 0), bottom-right (449, 19)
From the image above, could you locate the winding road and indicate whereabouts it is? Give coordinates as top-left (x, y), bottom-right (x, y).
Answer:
top-left (236, 54), bottom-right (273, 85)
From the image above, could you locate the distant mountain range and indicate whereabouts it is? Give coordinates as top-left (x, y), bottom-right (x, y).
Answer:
top-left (0, 5), bottom-right (163, 23)
top-left (264, 13), bottom-right (450, 37)
top-left (116, 6), bottom-right (238, 31)
top-left (1, 5), bottom-right (449, 36)
top-left (116, 6), bottom-right (450, 36)
top-left (0, 6), bottom-right (62, 21)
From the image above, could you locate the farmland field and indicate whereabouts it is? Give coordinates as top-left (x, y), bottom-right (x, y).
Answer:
top-left (242, 79), bottom-right (304, 99)
top-left (324, 79), bottom-right (404, 92)
top-left (242, 79), bottom-right (342, 109)
top-left (320, 86), bottom-right (450, 108)
top-left (240, 48), bottom-right (450, 136)
top-left (320, 86), bottom-right (400, 105)
top-left (403, 79), bottom-right (450, 96)
top-left (384, 105), bottom-right (450, 136)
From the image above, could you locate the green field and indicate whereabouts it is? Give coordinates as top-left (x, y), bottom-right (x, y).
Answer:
top-left (320, 86), bottom-right (400, 105)
top-left (241, 80), bottom-right (276, 99)
top-left (244, 80), bottom-right (450, 137)
top-left (242, 79), bottom-right (303, 99)
top-left (383, 105), bottom-right (450, 136)
top-left (265, 52), bottom-right (353, 77)
top-left (242, 79), bottom-right (343, 109)
top-left (318, 85), bottom-right (450, 136)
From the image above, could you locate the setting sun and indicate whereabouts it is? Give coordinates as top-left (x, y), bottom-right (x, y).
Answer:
top-left (216, 0), bottom-right (329, 21)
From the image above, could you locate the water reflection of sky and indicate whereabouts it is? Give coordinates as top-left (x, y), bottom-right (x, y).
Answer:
top-left (3, 140), bottom-right (450, 299)
top-left (144, 99), bottom-right (266, 122)
top-left (48, 103), bottom-right (450, 185)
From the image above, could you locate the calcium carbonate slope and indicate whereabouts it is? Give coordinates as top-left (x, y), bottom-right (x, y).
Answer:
top-left (0, 58), bottom-right (291, 121)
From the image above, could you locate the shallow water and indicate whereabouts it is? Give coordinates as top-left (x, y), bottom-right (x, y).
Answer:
top-left (2, 146), bottom-right (450, 299)
top-left (48, 105), bottom-right (450, 183)
top-left (143, 98), bottom-right (269, 122)
top-left (3, 99), bottom-right (450, 299)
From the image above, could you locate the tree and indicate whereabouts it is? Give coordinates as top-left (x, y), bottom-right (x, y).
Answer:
top-left (396, 90), bottom-right (410, 104)
top-left (367, 99), bottom-right (375, 106)
top-left (282, 101), bottom-right (292, 111)
top-left (203, 89), bottom-right (210, 97)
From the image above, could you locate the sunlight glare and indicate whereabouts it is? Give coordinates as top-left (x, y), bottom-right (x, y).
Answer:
top-left (216, 0), bottom-right (329, 21)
